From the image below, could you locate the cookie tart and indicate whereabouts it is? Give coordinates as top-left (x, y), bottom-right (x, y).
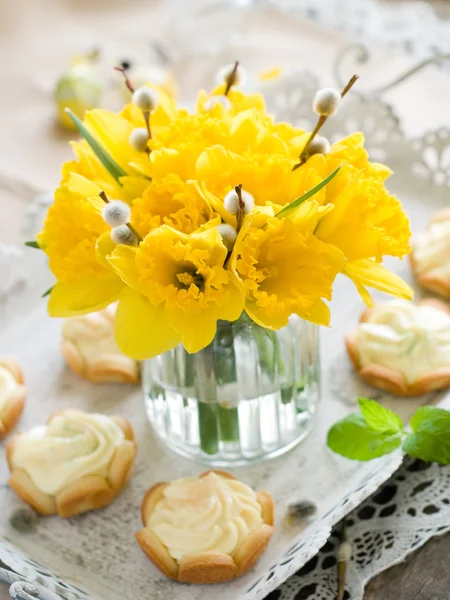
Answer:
top-left (410, 208), bottom-right (450, 298)
top-left (346, 299), bottom-right (450, 396)
top-left (0, 358), bottom-right (26, 439)
top-left (136, 470), bottom-right (274, 584)
top-left (6, 409), bottom-right (136, 517)
top-left (61, 305), bottom-right (139, 383)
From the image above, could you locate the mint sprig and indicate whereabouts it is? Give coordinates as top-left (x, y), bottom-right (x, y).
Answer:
top-left (403, 406), bottom-right (450, 464)
top-left (327, 398), bottom-right (450, 464)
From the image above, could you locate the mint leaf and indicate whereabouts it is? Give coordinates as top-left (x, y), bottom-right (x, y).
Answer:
top-left (358, 398), bottom-right (403, 434)
top-left (327, 413), bottom-right (403, 461)
top-left (403, 406), bottom-right (450, 464)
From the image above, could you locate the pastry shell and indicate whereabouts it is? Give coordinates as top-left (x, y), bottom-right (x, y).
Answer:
top-left (136, 470), bottom-right (275, 584)
top-left (410, 209), bottom-right (450, 299)
top-left (61, 306), bottom-right (140, 384)
top-left (6, 413), bottom-right (136, 517)
top-left (346, 299), bottom-right (450, 397)
top-left (0, 358), bottom-right (27, 439)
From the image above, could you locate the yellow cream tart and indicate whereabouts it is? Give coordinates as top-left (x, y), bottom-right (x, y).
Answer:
top-left (136, 470), bottom-right (274, 583)
top-left (7, 409), bottom-right (136, 517)
top-left (61, 305), bottom-right (139, 383)
top-left (346, 299), bottom-right (450, 396)
top-left (0, 358), bottom-right (26, 439)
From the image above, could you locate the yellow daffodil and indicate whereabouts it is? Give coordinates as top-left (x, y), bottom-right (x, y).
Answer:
top-left (37, 173), bottom-right (124, 316)
top-left (229, 204), bottom-right (344, 329)
top-left (107, 226), bottom-right (244, 358)
top-left (131, 175), bottom-right (219, 237)
top-left (315, 172), bottom-right (412, 305)
top-left (39, 80), bottom-right (412, 356)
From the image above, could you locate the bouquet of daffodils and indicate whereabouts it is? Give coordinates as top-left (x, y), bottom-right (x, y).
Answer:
top-left (35, 64), bottom-right (412, 360)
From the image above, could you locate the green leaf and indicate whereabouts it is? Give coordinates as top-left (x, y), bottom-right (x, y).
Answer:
top-left (275, 164), bottom-right (341, 217)
top-left (358, 398), bottom-right (403, 434)
top-left (24, 241), bottom-right (40, 249)
top-left (327, 413), bottom-right (403, 461)
top-left (403, 406), bottom-right (450, 464)
top-left (65, 108), bottom-right (127, 183)
top-left (42, 286), bottom-right (53, 298)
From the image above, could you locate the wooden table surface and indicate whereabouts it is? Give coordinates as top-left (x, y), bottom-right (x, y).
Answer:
top-left (1, 0), bottom-right (449, 598)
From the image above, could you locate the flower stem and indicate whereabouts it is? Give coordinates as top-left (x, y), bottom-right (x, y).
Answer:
top-left (198, 402), bottom-right (220, 455)
top-left (194, 344), bottom-right (220, 455)
top-left (214, 321), bottom-right (240, 443)
top-left (217, 405), bottom-right (240, 442)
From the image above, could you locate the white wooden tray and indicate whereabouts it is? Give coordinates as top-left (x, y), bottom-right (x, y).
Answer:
top-left (1, 69), bottom-right (450, 600)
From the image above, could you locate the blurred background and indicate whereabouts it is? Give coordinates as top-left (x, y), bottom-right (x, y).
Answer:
top-left (0, 0), bottom-right (449, 245)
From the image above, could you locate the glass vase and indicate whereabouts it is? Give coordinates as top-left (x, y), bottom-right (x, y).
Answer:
top-left (143, 314), bottom-right (319, 466)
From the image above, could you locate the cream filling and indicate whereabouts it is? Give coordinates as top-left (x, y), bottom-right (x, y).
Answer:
top-left (62, 315), bottom-right (120, 363)
top-left (0, 366), bottom-right (17, 415)
top-left (11, 410), bottom-right (124, 495)
top-left (412, 220), bottom-right (450, 278)
top-left (356, 300), bottom-right (450, 384)
top-left (147, 472), bottom-right (263, 562)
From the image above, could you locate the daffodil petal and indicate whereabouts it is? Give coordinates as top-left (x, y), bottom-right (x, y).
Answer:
top-left (96, 232), bottom-right (116, 269)
top-left (245, 302), bottom-right (289, 330)
top-left (87, 195), bottom-right (105, 213)
top-left (115, 289), bottom-right (180, 359)
top-left (107, 245), bottom-right (141, 290)
top-left (344, 259), bottom-right (413, 307)
top-left (166, 308), bottom-right (218, 354)
top-left (66, 172), bottom-right (101, 198)
top-left (217, 281), bottom-right (245, 322)
top-left (48, 277), bottom-right (124, 317)
top-left (296, 299), bottom-right (331, 326)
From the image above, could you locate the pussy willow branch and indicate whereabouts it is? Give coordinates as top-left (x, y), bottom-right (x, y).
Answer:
top-left (99, 191), bottom-right (142, 242)
top-left (224, 61), bottom-right (239, 96)
top-left (114, 65), bottom-right (135, 93)
top-left (235, 184), bottom-right (245, 233)
top-left (293, 74), bottom-right (359, 171)
top-left (115, 65), bottom-right (151, 151)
